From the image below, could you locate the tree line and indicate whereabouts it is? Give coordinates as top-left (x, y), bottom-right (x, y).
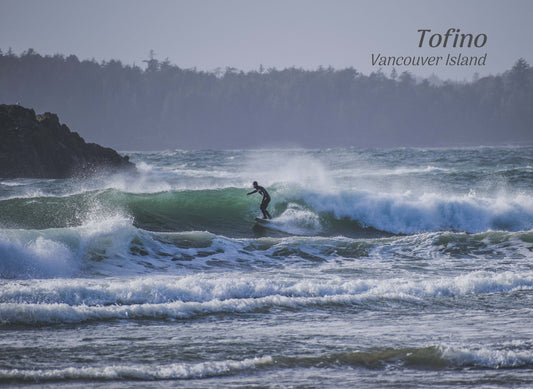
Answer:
top-left (0, 48), bottom-right (531, 149)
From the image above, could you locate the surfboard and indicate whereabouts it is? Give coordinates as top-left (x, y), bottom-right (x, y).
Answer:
top-left (254, 217), bottom-right (272, 224)
top-left (254, 217), bottom-right (280, 229)
top-left (254, 217), bottom-right (293, 235)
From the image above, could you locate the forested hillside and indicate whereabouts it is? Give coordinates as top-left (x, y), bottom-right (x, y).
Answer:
top-left (0, 49), bottom-right (531, 149)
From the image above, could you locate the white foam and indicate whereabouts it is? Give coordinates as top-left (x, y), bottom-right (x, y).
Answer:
top-left (2, 270), bottom-right (532, 324)
top-left (0, 235), bottom-right (78, 279)
top-left (268, 203), bottom-right (322, 235)
top-left (0, 215), bottom-right (138, 279)
top-left (441, 345), bottom-right (533, 368)
top-left (0, 356), bottom-right (272, 381)
top-left (302, 189), bottom-right (533, 233)
top-left (0, 180), bottom-right (27, 187)
top-left (336, 165), bottom-right (451, 179)
top-left (97, 171), bottom-right (173, 193)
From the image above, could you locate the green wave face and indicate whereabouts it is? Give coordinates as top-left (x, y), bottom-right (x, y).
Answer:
top-left (125, 188), bottom-right (260, 235)
top-left (0, 188), bottom-right (258, 235)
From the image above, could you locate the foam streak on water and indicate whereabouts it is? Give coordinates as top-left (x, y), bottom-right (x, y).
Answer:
top-left (1, 147), bottom-right (533, 387)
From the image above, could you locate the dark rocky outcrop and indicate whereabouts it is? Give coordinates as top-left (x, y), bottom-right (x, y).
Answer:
top-left (0, 105), bottom-right (135, 178)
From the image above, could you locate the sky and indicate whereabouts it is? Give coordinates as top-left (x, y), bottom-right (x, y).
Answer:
top-left (1, 0), bottom-right (532, 81)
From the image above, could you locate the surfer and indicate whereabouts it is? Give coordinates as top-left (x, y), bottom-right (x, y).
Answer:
top-left (247, 181), bottom-right (272, 219)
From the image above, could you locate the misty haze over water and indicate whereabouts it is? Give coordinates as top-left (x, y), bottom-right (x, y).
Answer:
top-left (0, 50), bottom-right (532, 150)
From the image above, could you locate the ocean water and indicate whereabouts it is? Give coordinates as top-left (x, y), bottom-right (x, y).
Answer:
top-left (1, 147), bottom-right (533, 388)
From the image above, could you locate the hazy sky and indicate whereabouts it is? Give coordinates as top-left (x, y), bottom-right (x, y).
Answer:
top-left (1, 0), bottom-right (532, 81)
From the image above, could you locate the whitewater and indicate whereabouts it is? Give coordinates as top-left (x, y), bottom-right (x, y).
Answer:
top-left (1, 147), bottom-right (533, 387)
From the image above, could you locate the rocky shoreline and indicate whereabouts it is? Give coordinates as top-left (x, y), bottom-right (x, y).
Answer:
top-left (0, 105), bottom-right (135, 178)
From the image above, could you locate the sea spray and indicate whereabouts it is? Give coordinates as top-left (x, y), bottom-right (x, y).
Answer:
top-left (1, 147), bottom-right (533, 387)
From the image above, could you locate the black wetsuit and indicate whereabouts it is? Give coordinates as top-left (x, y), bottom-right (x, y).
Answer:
top-left (248, 185), bottom-right (272, 219)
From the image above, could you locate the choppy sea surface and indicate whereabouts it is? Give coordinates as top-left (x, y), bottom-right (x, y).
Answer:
top-left (1, 147), bottom-right (533, 388)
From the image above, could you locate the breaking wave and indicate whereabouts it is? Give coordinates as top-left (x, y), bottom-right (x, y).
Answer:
top-left (2, 269), bottom-right (532, 324)
top-left (1, 186), bottom-right (532, 236)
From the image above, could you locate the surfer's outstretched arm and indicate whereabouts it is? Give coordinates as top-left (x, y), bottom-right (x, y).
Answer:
top-left (247, 189), bottom-right (258, 195)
